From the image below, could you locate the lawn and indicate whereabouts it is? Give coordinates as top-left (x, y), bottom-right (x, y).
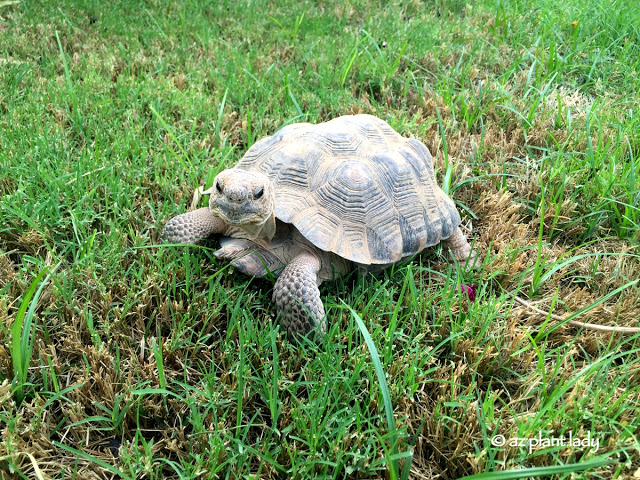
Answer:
top-left (1, 0), bottom-right (639, 478)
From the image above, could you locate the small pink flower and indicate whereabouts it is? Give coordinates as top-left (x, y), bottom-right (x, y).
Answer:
top-left (458, 284), bottom-right (478, 302)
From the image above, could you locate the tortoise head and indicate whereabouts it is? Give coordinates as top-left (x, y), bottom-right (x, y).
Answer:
top-left (203, 169), bottom-right (276, 239)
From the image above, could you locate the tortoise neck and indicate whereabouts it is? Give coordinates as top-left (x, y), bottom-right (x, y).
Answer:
top-left (260, 212), bottom-right (276, 240)
top-left (236, 212), bottom-right (276, 241)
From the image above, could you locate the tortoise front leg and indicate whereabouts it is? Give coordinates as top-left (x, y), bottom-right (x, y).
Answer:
top-left (161, 207), bottom-right (227, 245)
top-left (272, 251), bottom-right (326, 340)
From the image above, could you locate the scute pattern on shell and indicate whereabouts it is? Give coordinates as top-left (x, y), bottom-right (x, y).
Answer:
top-left (235, 114), bottom-right (461, 265)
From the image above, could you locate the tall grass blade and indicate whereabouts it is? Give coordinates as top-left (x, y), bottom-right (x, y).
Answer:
top-left (346, 304), bottom-right (407, 479)
top-left (341, 44), bottom-right (359, 87)
top-left (458, 455), bottom-right (613, 479)
top-left (215, 88), bottom-right (229, 149)
top-left (10, 265), bottom-right (54, 403)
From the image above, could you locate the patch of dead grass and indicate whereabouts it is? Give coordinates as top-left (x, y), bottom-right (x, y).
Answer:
top-left (469, 189), bottom-right (640, 331)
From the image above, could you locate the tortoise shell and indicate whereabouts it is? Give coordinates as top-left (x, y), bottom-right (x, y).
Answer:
top-left (234, 114), bottom-right (461, 265)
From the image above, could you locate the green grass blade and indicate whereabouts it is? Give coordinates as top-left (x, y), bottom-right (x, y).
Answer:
top-left (10, 265), bottom-right (54, 402)
top-left (52, 441), bottom-right (133, 480)
top-left (341, 43), bottom-right (359, 87)
top-left (458, 456), bottom-right (613, 479)
top-left (346, 304), bottom-right (405, 478)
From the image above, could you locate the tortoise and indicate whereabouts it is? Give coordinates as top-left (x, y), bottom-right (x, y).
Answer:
top-left (161, 114), bottom-right (477, 339)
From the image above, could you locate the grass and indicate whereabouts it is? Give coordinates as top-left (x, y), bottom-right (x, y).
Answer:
top-left (1, 0), bottom-right (639, 478)
top-left (4, 263), bottom-right (53, 405)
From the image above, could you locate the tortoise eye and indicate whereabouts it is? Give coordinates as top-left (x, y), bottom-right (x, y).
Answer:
top-left (254, 187), bottom-right (264, 199)
top-left (216, 181), bottom-right (223, 194)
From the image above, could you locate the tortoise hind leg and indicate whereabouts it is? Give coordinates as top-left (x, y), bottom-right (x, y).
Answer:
top-left (442, 227), bottom-right (479, 266)
top-left (272, 251), bottom-right (326, 340)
